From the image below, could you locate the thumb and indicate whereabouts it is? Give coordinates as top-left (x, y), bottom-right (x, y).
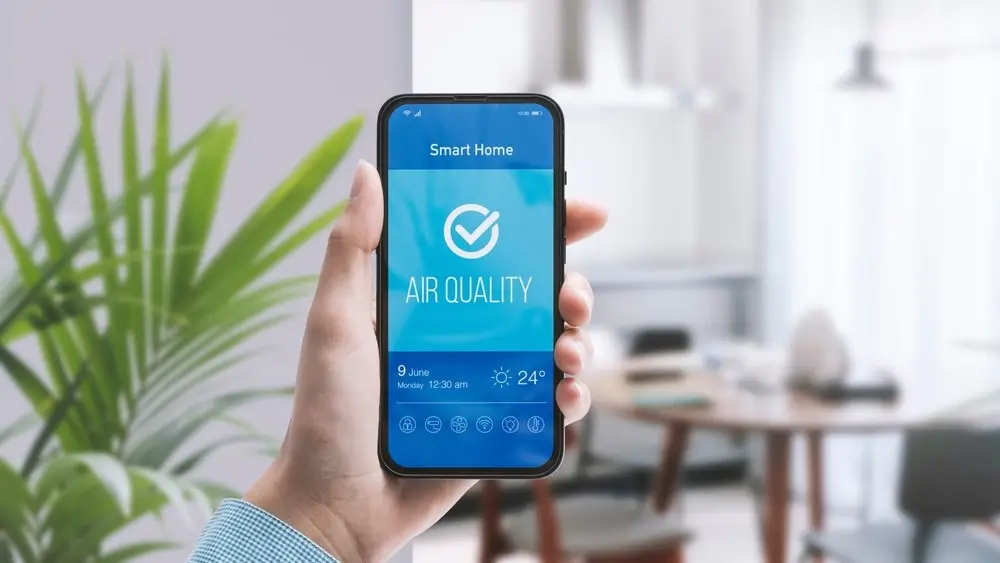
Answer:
top-left (310, 160), bottom-right (383, 332)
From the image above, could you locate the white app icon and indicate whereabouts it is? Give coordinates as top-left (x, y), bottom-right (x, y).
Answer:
top-left (451, 416), bottom-right (469, 433)
top-left (501, 416), bottom-right (519, 433)
top-left (476, 416), bottom-right (494, 433)
top-left (527, 416), bottom-right (545, 434)
top-left (399, 416), bottom-right (417, 433)
top-left (444, 203), bottom-right (500, 259)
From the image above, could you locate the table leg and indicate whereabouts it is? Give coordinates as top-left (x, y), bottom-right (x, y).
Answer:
top-left (651, 422), bottom-right (691, 512)
top-left (806, 432), bottom-right (825, 563)
top-left (479, 481), bottom-right (504, 563)
top-left (764, 431), bottom-right (791, 563)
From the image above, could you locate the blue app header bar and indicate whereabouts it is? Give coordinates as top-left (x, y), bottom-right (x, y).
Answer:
top-left (387, 103), bottom-right (554, 170)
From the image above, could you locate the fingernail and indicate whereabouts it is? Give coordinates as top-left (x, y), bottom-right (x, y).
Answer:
top-left (350, 159), bottom-right (368, 199)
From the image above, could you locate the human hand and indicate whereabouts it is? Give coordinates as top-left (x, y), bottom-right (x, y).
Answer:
top-left (245, 160), bottom-right (607, 562)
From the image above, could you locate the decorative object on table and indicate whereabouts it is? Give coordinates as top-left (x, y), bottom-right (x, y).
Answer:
top-left (624, 327), bottom-right (691, 383)
top-left (0, 59), bottom-right (360, 562)
top-left (631, 391), bottom-right (713, 409)
top-left (793, 368), bottom-right (900, 404)
top-left (705, 341), bottom-right (786, 394)
top-left (625, 368), bottom-right (685, 384)
top-left (786, 308), bottom-right (851, 389)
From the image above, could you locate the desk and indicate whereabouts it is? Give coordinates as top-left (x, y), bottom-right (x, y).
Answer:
top-left (587, 353), bottom-right (931, 563)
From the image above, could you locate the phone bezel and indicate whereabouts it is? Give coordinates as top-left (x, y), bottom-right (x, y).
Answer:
top-left (375, 93), bottom-right (567, 479)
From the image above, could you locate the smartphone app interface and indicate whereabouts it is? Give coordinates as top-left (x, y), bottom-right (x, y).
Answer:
top-left (386, 102), bottom-right (556, 469)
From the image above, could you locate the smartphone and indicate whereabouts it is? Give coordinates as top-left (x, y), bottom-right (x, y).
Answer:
top-left (376, 94), bottom-right (566, 478)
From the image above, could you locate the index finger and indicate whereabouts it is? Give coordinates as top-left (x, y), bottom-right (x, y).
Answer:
top-left (566, 200), bottom-right (608, 244)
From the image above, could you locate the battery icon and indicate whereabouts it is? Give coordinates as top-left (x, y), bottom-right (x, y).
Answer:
top-left (531, 110), bottom-right (543, 116)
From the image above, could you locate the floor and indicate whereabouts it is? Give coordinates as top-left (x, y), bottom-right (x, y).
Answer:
top-left (414, 485), bottom-right (861, 562)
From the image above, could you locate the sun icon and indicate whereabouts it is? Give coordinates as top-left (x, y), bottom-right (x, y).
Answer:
top-left (492, 367), bottom-right (511, 387)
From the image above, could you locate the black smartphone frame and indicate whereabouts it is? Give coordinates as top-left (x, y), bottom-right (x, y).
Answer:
top-left (375, 93), bottom-right (567, 479)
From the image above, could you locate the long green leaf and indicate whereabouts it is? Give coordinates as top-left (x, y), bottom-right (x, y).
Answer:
top-left (185, 202), bottom-right (346, 318)
top-left (41, 470), bottom-right (173, 562)
top-left (10, 129), bottom-right (119, 442)
top-left (0, 210), bottom-right (48, 337)
top-left (121, 64), bottom-right (146, 395)
top-left (32, 333), bottom-right (90, 450)
top-left (76, 70), bottom-right (129, 420)
top-left (0, 347), bottom-right (53, 423)
top-left (133, 351), bottom-right (264, 434)
top-left (0, 459), bottom-right (30, 525)
top-left (40, 476), bottom-right (132, 562)
top-left (0, 88), bottom-right (43, 207)
top-left (150, 55), bottom-right (171, 348)
top-left (169, 121), bottom-right (238, 309)
top-left (0, 414), bottom-right (37, 448)
top-left (16, 118), bottom-right (66, 263)
top-left (126, 387), bottom-right (292, 468)
top-left (0, 70), bottom-right (110, 210)
top-left (65, 453), bottom-right (132, 517)
top-left (129, 466), bottom-right (191, 526)
top-left (133, 321), bottom-right (286, 432)
top-left (40, 69), bottom-right (114, 216)
top-left (170, 433), bottom-right (269, 476)
top-left (143, 275), bottom-right (314, 388)
top-left (256, 201), bottom-right (347, 271)
top-left (0, 460), bottom-right (33, 563)
top-left (20, 363), bottom-right (90, 477)
top-left (187, 115), bottom-right (363, 311)
top-left (0, 167), bottom-right (200, 342)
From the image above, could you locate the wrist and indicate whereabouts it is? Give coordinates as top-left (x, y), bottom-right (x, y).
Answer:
top-left (244, 464), bottom-right (365, 563)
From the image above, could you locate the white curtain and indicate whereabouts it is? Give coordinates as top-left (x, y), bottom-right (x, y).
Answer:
top-left (761, 0), bottom-right (1000, 518)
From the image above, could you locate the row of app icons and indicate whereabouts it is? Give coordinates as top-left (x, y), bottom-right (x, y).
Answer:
top-left (398, 415), bottom-right (545, 435)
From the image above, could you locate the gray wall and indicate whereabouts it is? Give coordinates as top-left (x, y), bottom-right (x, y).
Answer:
top-left (0, 1), bottom-right (412, 561)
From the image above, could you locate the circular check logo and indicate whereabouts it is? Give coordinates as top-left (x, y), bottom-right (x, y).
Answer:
top-left (443, 203), bottom-right (500, 259)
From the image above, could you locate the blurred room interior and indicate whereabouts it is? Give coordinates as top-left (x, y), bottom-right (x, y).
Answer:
top-left (3, 0), bottom-right (1000, 562)
top-left (412, 0), bottom-right (1000, 561)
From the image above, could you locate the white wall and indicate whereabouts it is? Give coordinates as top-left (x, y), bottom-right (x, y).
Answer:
top-left (0, 1), bottom-right (412, 561)
top-left (413, 0), bottom-right (759, 270)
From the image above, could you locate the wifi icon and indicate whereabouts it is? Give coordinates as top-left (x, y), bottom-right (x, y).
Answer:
top-left (476, 416), bottom-right (493, 433)
top-left (402, 109), bottom-right (412, 117)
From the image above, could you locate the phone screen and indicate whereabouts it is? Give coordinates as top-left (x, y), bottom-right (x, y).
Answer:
top-left (380, 100), bottom-right (562, 473)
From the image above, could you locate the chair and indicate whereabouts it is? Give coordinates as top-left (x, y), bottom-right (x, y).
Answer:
top-left (799, 426), bottom-right (1000, 563)
top-left (479, 429), bottom-right (693, 563)
top-left (574, 328), bottom-right (693, 497)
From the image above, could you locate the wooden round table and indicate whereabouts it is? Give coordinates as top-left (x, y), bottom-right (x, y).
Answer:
top-left (587, 353), bottom-right (934, 563)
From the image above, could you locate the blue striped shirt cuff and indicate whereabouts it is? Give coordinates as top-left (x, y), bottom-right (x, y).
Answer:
top-left (188, 498), bottom-right (340, 562)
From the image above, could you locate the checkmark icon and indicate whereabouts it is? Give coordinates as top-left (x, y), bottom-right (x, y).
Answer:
top-left (454, 210), bottom-right (500, 246)
top-left (443, 203), bottom-right (501, 259)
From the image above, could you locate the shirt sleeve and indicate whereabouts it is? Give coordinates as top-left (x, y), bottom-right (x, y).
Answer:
top-left (187, 499), bottom-right (340, 563)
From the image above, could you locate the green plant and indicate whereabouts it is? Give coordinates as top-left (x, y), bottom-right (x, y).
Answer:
top-left (0, 58), bottom-right (362, 561)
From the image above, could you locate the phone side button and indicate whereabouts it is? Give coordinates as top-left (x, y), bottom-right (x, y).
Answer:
top-left (563, 171), bottom-right (568, 186)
